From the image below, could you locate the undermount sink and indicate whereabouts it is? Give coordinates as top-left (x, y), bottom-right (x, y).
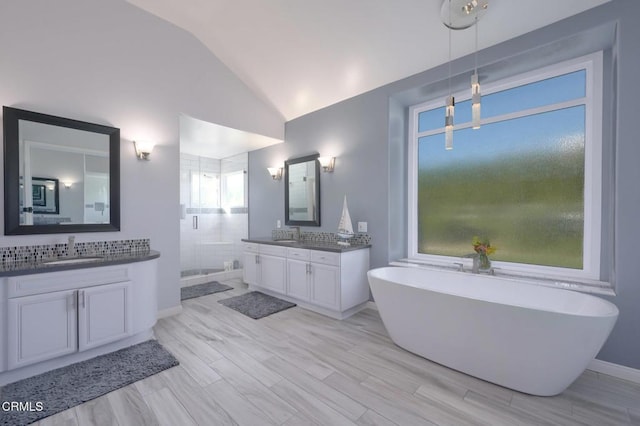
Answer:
top-left (42, 256), bottom-right (104, 265)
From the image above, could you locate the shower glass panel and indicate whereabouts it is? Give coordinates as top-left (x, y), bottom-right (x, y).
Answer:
top-left (180, 152), bottom-right (248, 281)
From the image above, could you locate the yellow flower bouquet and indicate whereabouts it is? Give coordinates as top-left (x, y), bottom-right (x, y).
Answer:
top-left (472, 236), bottom-right (496, 270)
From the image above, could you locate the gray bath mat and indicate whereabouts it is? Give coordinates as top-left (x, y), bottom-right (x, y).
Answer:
top-left (181, 281), bottom-right (233, 300)
top-left (0, 340), bottom-right (178, 426)
top-left (218, 291), bottom-right (296, 319)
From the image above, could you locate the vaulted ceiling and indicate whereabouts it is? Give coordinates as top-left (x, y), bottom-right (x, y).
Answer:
top-left (126, 0), bottom-right (611, 121)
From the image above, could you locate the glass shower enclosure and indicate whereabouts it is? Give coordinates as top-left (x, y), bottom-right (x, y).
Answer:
top-left (179, 152), bottom-right (248, 286)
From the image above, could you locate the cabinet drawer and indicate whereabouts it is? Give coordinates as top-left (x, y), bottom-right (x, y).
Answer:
top-left (287, 248), bottom-right (310, 260)
top-left (259, 244), bottom-right (288, 257)
top-left (243, 243), bottom-right (260, 254)
top-left (8, 265), bottom-right (131, 298)
top-left (310, 251), bottom-right (340, 266)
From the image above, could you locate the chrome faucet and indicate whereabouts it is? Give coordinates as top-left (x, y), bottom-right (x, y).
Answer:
top-left (289, 226), bottom-right (301, 242)
top-left (67, 235), bottom-right (76, 257)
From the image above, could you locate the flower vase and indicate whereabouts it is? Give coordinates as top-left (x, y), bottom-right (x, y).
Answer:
top-left (478, 253), bottom-right (491, 271)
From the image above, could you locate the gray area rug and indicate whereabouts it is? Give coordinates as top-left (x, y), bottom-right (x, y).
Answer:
top-left (181, 281), bottom-right (233, 300)
top-left (218, 291), bottom-right (296, 319)
top-left (0, 340), bottom-right (178, 426)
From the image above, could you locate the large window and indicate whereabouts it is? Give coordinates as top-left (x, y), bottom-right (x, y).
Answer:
top-left (408, 53), bottom-right (603, 280)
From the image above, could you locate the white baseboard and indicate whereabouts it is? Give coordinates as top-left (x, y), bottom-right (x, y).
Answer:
top-left (180, 269), bottom-right (243, 287)
top-left (157, 305), bottom-right (182, 319)
top-left (588, 359), bottom-right (640, 384)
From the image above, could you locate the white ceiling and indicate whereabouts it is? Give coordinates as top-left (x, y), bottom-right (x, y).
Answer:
top-left (128, 0), bottom-right (611, 158)
top-left (179, 114), bottom-right (283, 158)
top-left (127, 0), bottom-right (610, 123)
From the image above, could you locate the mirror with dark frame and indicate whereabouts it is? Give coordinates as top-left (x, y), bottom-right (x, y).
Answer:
top-left (3, 106), bottom-right (120, 234)
top-left (285, 154), bottom-right (320, 227)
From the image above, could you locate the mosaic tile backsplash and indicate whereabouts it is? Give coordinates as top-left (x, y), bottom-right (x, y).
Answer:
top-left (271, 229), bottom-right (371, 246)
top-left (0, 239), bottom-right (150, 265)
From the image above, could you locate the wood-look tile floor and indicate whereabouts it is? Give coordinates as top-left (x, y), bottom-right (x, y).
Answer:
top-left (33, 278), bottom-right (640, 425)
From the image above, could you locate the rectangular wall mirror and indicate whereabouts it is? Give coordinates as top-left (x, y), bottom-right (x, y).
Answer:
top-left (285, 153), bottom-right (320, 226)
top-left (3, 106), bottom-right (120, 234)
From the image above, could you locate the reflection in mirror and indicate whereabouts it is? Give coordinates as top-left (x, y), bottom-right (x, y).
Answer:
top-left (3, 106), bottom-right (120, 234)
top-left (285, 154), bottom-right (320, 226)
top-left (30, 177), bottom-right (60, 216)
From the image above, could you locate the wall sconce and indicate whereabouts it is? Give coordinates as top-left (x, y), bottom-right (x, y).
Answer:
top-left (318, 156), bottom-right (335, 172)
top-left (267, 167), bottom-right (283, 180)
top-left (63, 181), bottom-right (73, 189)
top-left (133, 140), bottom-right (155, 161)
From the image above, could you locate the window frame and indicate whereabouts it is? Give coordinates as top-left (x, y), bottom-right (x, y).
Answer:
top-left (407, 52), bottom-right (603, 281)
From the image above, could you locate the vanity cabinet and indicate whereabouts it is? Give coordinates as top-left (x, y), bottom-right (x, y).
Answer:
top-left (242, 242), bottom-right (369, 319)
top-left (0, 257), bottom-right (158, 386)
top-left (242, 248), bottom-right (259, 286)
top-left (7, 289), bottom-right (78, 369)
top-left (243, 243), bottom-right (287, 291)
top-left (78, 281), bottom-right (131, 351)
top-left (8, 281), bottom-right (131, 369)
top-left (286, 259), bottom-right (311, 301)
top-left (309, 262), bottom-right (340, 309)
top-left (259, 245), bottom-right (288, 293)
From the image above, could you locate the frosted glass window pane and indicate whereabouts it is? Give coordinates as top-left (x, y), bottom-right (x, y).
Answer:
top-left (417, 105), bottom-right (585, 269)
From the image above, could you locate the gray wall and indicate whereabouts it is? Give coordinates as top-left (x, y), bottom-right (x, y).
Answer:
top-left (0, 0), bottom-right (284, 312)
top-left (249, 0), bottom-right (640, 369)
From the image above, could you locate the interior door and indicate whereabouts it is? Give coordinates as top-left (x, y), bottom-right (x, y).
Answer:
top-left (181, 154), bottom-right (221, 276)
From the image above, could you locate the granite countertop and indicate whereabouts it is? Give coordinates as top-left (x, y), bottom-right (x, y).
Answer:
top-left (0, 250), bottom-right (161, 277)
top-left (242, 238), bottom-right (371, 253)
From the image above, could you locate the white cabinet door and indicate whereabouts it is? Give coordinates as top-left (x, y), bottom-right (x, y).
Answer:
top-left (78, 281), bottom-right (132, 351)
top-left (310, 263), bottom-right (340, 309)
top-left (8, 289), bottom-right (77, 369)
top-left (260, 254), bottom-right (287, 292)
top-left (287, 259), bottom-right (310, 301)
top-left (243, 252), bottom-right (260, 286)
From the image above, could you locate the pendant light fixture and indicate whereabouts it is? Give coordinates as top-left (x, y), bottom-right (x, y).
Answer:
top-left (440, 0), bottom-right (488, 148)
top-left (471, 16), bottom-right (481, 129)
top-left (444, 0), bottom-right (454, 150)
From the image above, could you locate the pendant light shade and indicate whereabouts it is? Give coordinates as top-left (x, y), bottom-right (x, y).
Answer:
top-left (445, 95), bottom-right (455, 150)
top-left (471, 13), bottom-right (482, 129)
top-left (471, 72), bottom-right (481, 129)
top-left (444, 0), bottom-right (454, 150)
top-left (440, 0), bottom-right (488, 148)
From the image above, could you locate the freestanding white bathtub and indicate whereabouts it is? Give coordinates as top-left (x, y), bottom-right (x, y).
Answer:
top-left (367, 266), bottom-right (619, 396)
